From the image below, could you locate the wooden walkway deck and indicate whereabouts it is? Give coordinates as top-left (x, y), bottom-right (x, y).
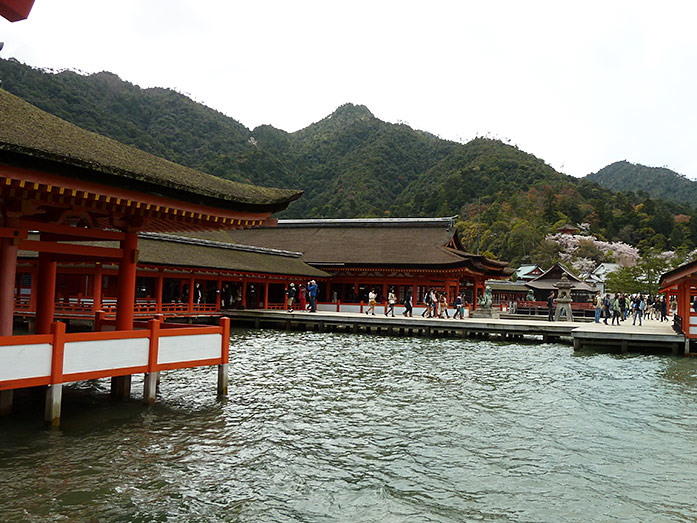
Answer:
top-left (223, 309), bottom-right (693, 356)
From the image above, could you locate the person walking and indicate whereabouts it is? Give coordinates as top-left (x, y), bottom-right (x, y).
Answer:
top-left (403, 290), bottom-right (413, 317)
top-left (431, 290), bottom-right (439, 318)
top-left (366, 288), bottom-right (377, 315)
top-left (439, 292), bottom-right (449, 318)
top-left (386, 288), bottom-right (396, 317)
top-left (660, 296), bottom-right (668, 322)
top-left (286, 283), bottom-right (296, 312)
top-left (547, 292), bottom-right (556, 322)
top-left (611, 295), bottom-right (622, 325)
top-left (603, 293), bottom-right (611, 324)
top-left (632, 294), bottom-right (645, 326)
top-left (307, 280), bottom-right (318, 313)
top-left (453, 293), bottom-right (464, 319)
top-left (422, 289), bottom-right (432, 318)
top-left (594, 291), bottom-right (602, 323)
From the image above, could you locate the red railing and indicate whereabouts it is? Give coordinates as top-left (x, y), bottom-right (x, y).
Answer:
top-left (0, 317), bottom-right (230, 392)
top-left (15, 296), bottom-right (220, 318)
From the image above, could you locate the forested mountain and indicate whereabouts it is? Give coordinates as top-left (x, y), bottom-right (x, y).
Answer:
top-left (587, 161), bottom-right (697, 208)
top-left (2, 57), bottom-right (696, 266)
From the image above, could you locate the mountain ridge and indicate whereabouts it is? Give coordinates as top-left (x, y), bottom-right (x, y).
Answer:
top-left (1, 57), bottom-right (695, 265)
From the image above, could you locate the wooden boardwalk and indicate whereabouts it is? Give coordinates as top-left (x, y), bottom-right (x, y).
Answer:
top-left (223, 309), bottom-right (693, 356)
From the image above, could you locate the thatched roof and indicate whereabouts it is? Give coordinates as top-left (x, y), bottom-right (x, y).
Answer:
top-left (183, 217), bottom-right (513, 277)
top-left (136, 234), bottom-right (327, 277)
top-left (0, 89), bottom-right (301, 212)
top-left (18, 232), bottom-right (328, 278)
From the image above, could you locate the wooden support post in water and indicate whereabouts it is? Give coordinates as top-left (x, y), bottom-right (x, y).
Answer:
top-left (144, 372), bottom-right (159, 404)
top-left (46, 321), bottom-right (66, 427)
top-left (143, 318), bottom-right (160, 405)
top-left (0, 390), bottom-right (13, 416)
top-left (621, 340), bottom-right (629, 354)
top-left (111, 375), bottom-right (132, 399)
top-left (573, 337), bottom-right (581, 351)
top-left (218, 317), bottom-right (230, 396)
top-left (45, 384), bottom-right (62, 427)
top-left (217, 364), bottom-right (228, 396)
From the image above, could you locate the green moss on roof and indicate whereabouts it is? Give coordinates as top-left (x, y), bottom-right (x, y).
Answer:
top-left (0, 89), bottom-right (301, 209)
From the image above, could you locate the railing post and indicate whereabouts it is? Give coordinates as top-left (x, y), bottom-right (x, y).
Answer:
top-left (143, 318), bottom-right (160, 404)
top-left (337, 300), bottom-right (341, 313)
top-left (360, 300), bottom-right (364, 314)
top-left (45, 321), bottom-right (65, 427)
top-left (94, 310), bottom-right (105, 332)
top-left (218, 317), bottom-right (230, 396)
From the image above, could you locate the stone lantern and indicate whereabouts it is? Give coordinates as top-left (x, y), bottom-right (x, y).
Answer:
top-left (553, 274), bottom-right (574, 322)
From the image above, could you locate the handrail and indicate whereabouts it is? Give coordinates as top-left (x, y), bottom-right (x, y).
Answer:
top-left (0, 317), bottom-right (230, 391)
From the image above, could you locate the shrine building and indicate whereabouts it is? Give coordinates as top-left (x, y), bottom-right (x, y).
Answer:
top-left (188, 217), bottom-right (514, 310)
top-left (0, 88), bottom-right (301, 423)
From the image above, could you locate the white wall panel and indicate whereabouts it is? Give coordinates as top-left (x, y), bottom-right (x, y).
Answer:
top-left (158, 333), bottom-right (221, 365)
top-left (0, 343), bottom-right (52, 381)
top-left (63, 338), bottom-right (149, 374)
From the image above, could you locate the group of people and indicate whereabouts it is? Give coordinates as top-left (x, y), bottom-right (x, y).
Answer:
top-left (286, 280), bottom-right (318, 313)
top-left (593, 292), bottom-right (671, 326)
top-left (420, 289), bottom-right (469, 319)
top-left (360, 287), bottom-right (469, 319)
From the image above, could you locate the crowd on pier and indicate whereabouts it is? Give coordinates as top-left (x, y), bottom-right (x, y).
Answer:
top-left (590, 292), bottom-right (673, 326)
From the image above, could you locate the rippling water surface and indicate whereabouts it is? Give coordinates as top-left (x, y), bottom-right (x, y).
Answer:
top-left (2, 329), bottom-right (697, 522)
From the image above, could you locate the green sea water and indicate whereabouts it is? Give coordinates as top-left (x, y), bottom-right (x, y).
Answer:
top-left (1, 329), bottom-right (696, 522)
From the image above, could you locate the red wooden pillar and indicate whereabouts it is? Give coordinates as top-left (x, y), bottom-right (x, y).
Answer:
top-left (241, 277), bottom-right (247, 308)
top-left (29, 266), bottom-right (38, 314)
top-left (91, 263), bottom-right (103, 313)
top-left (187, 275), bottom-right (195, 312)
top-left (36, 253), bottom-right (57, 335)
top-left (112, 233), bottom-right (138, 400)
top-left (263, 280), bottom-right (269, 310)
top-left (0, 236), bottom-right (18, 336)
top-left (116, 232), bottom-right (138, 331)
top-left (472, 279), bottom-right (480, 310)
top-left (155, 271), bottom-right (163, 314)
top-left (215, 276), bottom-right (222, 311)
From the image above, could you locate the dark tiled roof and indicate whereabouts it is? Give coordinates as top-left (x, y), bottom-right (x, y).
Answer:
top-left (184, 218), bottom-right (513, 277)
top-left (0, 89), bottom-right (301, 212)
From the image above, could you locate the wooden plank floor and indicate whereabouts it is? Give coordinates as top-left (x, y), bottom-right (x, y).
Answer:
top-left (223, 309), bottom-right (690, 355)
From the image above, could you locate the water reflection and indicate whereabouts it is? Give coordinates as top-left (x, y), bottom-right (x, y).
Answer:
top-left (1, 329), bottom-right (696, 521)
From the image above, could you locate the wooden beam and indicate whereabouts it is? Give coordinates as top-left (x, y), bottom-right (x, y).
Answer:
top-left (18, 239), bottom-right (123, 259)
top-left (20, 219), bottom-right (126, 241)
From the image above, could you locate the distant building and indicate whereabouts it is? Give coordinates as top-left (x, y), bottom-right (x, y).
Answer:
top-left (556, 224), bottom-right (580, 235)
top-left (582, 263), bottom-right (620, 295)
top-left (515, 264), bottom-right (545, 281)
top-left (525, 262), bottom-right (596, 303)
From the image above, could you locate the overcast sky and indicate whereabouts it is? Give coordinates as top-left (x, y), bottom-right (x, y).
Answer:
top-left (3, 0), bottom-right (697, 179)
